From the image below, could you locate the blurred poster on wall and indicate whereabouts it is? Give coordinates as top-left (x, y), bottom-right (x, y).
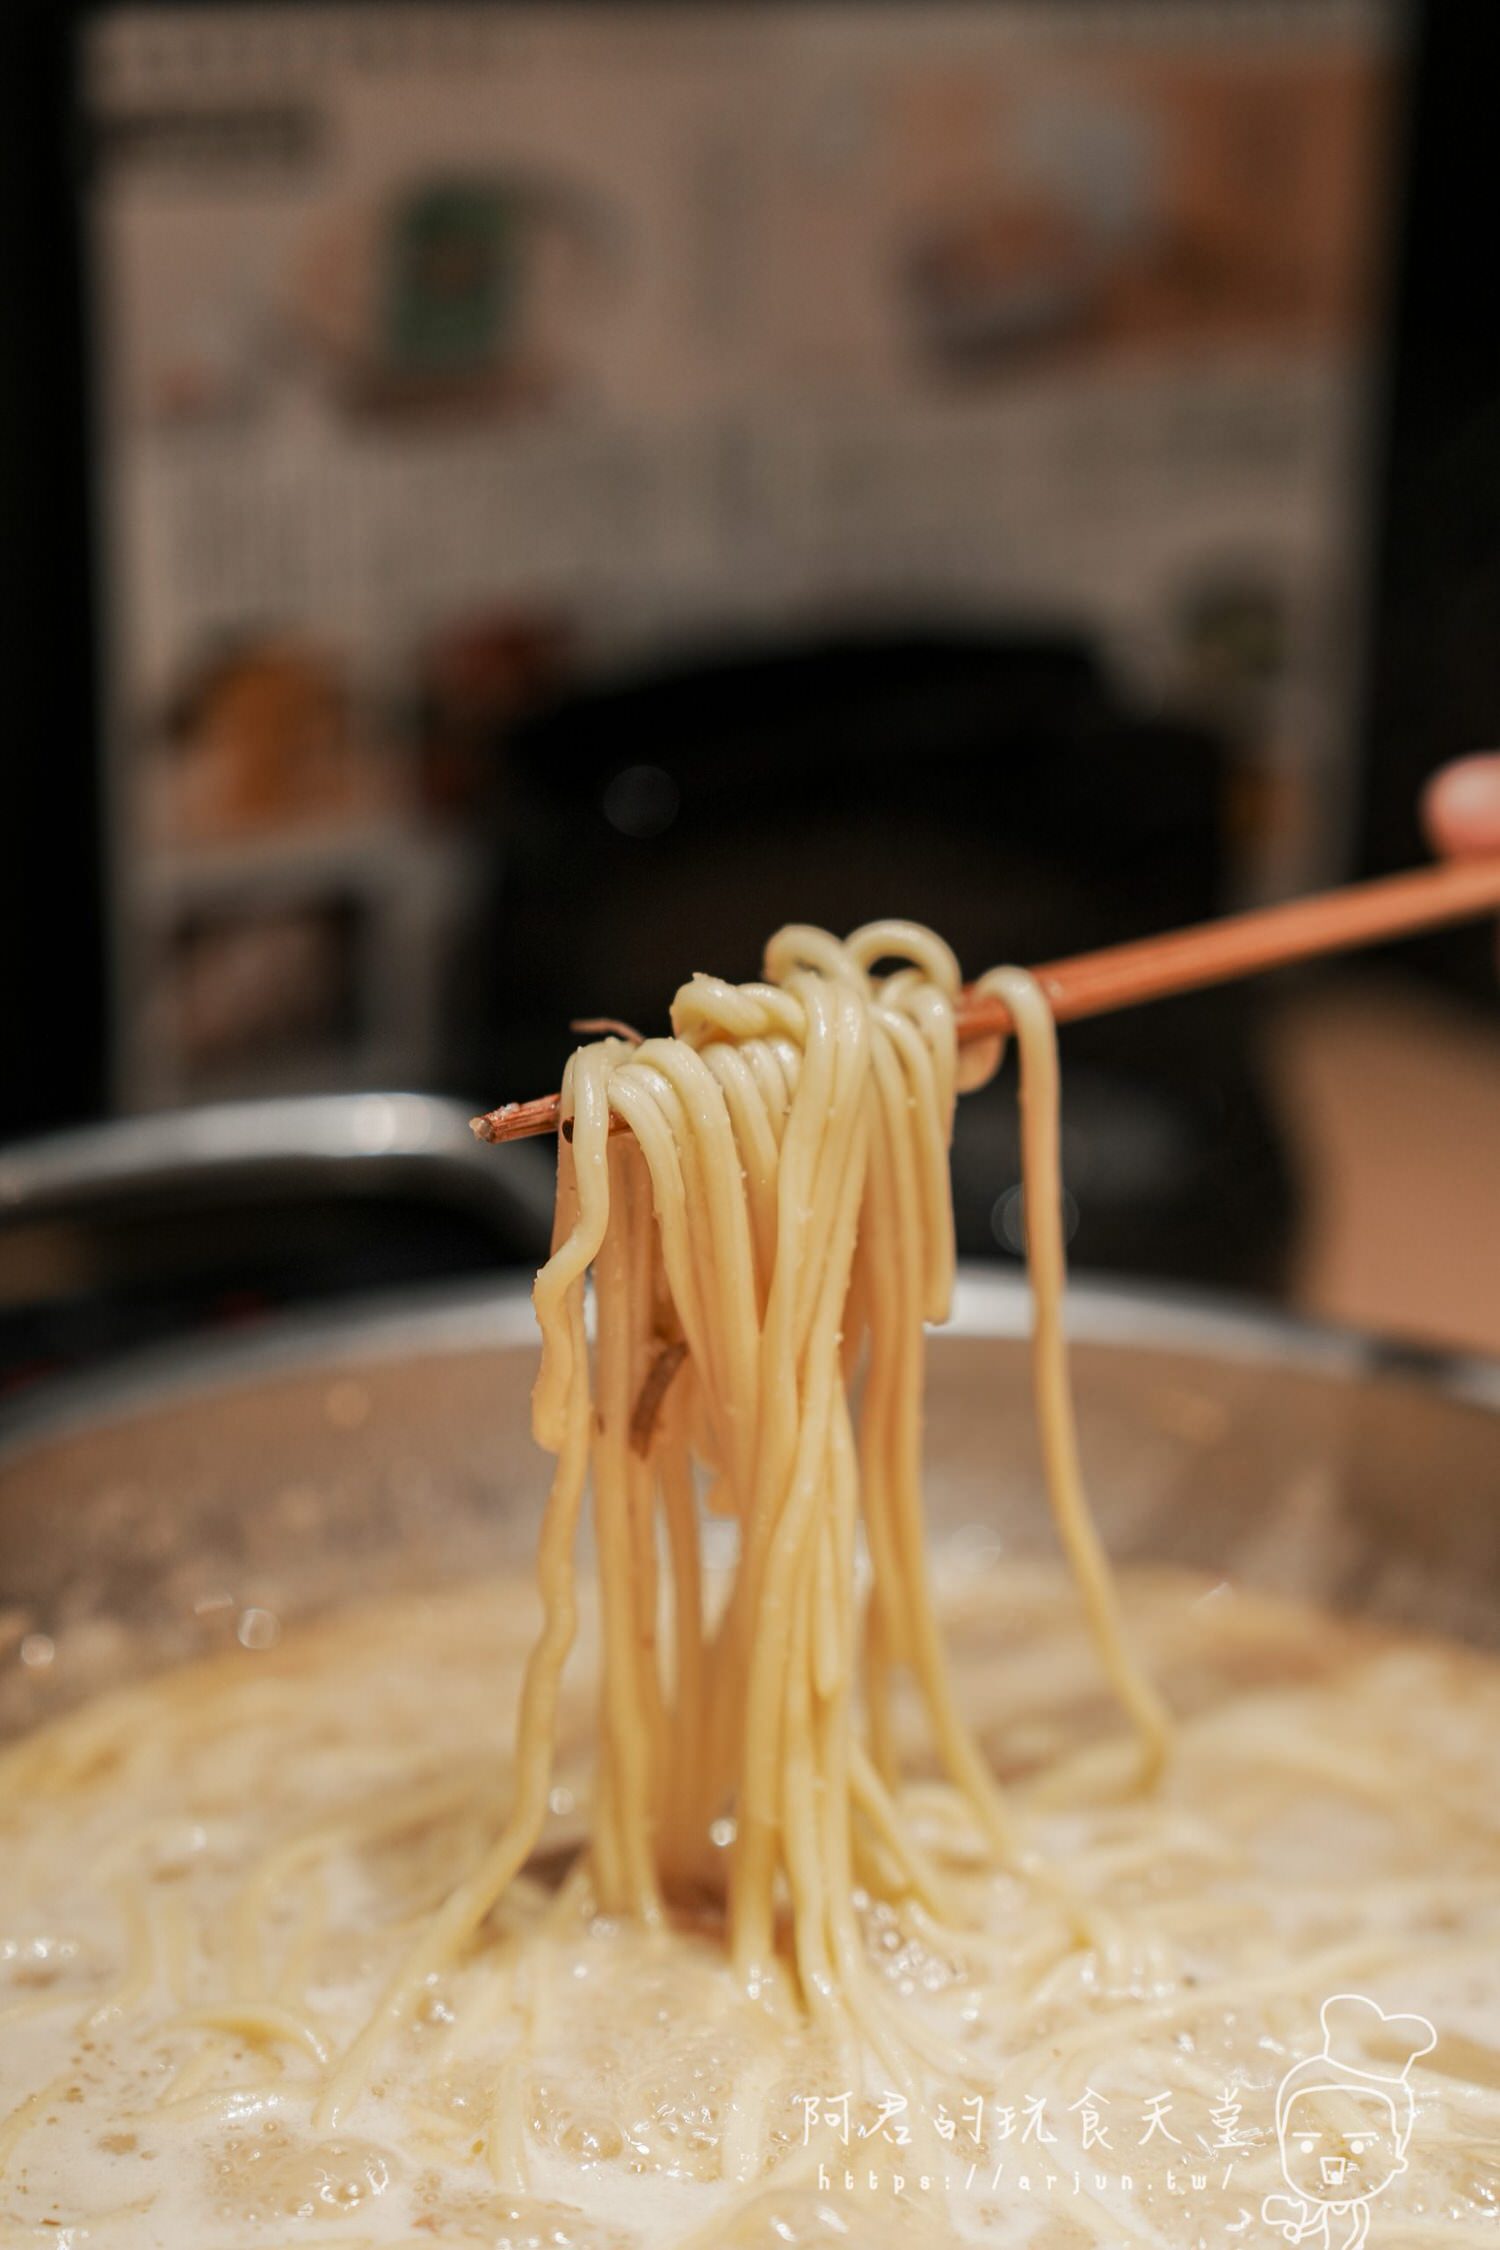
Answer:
top-left (83, 0), bottom-right (1403, 1106)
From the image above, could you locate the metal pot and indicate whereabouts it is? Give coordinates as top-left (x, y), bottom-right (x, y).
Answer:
top-left (3, 1269), bottom-right (1498, 1748)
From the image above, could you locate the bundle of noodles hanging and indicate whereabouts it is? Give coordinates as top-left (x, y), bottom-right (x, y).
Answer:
top-left (324, 920), bottom-right (1169, 2122)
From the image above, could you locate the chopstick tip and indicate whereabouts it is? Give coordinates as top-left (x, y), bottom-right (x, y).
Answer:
top-left (471, 1103), bottom-right (520, 1143)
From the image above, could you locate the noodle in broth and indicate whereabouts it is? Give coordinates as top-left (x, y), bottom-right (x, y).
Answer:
top-left (1, 922), bottom-right (1498, 2247)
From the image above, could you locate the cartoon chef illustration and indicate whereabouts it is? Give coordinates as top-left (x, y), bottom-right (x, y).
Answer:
top-left (1262, 1993), bottom-right (1437, 2250)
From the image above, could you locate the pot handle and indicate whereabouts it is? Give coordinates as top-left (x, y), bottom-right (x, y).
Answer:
top-left (0, 1093), bottom-right (554, 1257)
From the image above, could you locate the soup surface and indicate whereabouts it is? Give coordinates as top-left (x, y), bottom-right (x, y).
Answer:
top-left (3, 1561), bottom-right (1498, 2248)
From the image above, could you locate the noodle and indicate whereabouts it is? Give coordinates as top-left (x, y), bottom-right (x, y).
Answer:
top-left (325, 924), bottom-right (1163, 2115)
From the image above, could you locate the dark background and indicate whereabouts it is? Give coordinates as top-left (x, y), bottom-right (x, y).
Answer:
top-left (1, 0), bottom-right (1498, 1381)
top-left (7, 0), bottom-right (1500, 1139)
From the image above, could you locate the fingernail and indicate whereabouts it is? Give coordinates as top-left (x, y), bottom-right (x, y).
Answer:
top-left (1439, 757), bottom-right (1500, 815)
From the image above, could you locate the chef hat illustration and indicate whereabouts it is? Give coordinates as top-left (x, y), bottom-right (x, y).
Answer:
top-left (1276, 1994), bottom-right (1438, 2143)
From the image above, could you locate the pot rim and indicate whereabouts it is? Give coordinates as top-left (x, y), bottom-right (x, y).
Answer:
top-left (3, 1266), bottom-right (1497, 1473)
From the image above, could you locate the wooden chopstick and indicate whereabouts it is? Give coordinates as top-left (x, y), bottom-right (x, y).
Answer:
top-left (471, 855), bottom-right (1500, 1145)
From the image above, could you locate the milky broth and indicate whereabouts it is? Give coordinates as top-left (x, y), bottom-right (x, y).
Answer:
top-left (3, 1562), bottom-right (1498, 2248)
